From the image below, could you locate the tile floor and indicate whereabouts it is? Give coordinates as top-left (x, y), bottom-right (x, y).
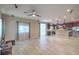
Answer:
top-left (12, 30), bottom-right (79, 55)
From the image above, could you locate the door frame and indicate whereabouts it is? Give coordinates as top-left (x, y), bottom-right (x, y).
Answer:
top-left (16, 21), bottom-right (30, 40)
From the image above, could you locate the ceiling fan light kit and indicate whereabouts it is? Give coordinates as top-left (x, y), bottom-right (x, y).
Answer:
top-left (32, 14), bottom-right (35, 17)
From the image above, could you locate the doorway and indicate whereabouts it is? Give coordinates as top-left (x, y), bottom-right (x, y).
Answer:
top-left (0, 18), bottom-right (2, 42)
top-left (17, 22), bottom-right (30, 40)
top-left (40, 23), bottom-right (46, 37)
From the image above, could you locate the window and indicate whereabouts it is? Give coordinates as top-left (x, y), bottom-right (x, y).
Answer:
top-left (19, 23), bottom-right (29, 33)
top-left (72, 26), bottom-right (79, 31)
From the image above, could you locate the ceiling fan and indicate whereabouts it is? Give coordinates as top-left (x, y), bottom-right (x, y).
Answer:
top-left (24, 10), bottom-right (41, 17)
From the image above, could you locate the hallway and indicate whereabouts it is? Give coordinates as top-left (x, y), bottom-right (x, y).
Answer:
top-left (12, 30), bottom-right (79, 55)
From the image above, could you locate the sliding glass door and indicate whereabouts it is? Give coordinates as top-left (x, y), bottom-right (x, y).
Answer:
top-left (18, 22), bottom-right (30, 40)
top-left (0, 18), bottom-right (2, 42)
top-left (40, 23), bottom-right (46, 37)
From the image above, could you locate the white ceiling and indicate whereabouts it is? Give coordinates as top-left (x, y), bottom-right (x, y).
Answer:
top-left (0, 4), bottom-right (79, 24)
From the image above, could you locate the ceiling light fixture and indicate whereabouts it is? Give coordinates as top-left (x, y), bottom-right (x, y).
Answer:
top-left (32, 14), bottom-right (35, 17)
top-left (67, 9), bottom-right (71, 12)
top-left (67, 9), bottom-right (73, 14)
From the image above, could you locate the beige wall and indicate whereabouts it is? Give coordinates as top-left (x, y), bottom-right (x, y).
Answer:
top-left (2, 14), bottom-right (39, 41)
top-left (30, 21), bottom-right (39, 39)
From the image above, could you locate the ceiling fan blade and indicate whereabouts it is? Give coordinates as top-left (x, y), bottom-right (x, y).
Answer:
top-left (24, 10), bottom-right (32, 13)
top-left (24, 11), bottom-right (29, 13)
top-left (35, 14), bottom-right (41, 17)
top-left (27, 14), bottom-right (33, 16)
top-left (24, 11), bottom-right (33, 14)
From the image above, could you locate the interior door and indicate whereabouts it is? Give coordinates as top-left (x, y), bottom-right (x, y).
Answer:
top-left (18, 22), bottom-right (30, 40)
